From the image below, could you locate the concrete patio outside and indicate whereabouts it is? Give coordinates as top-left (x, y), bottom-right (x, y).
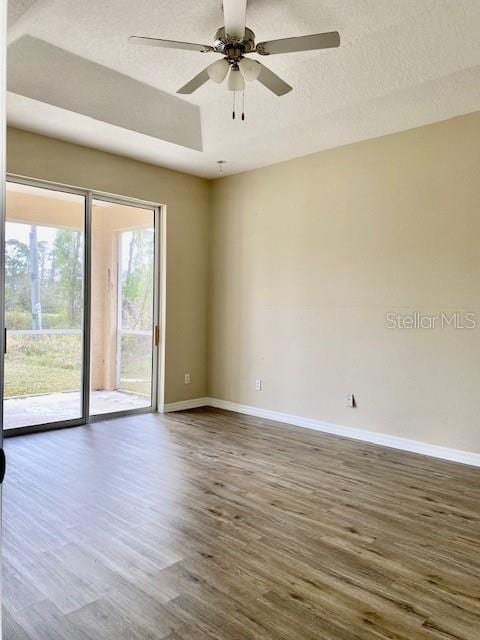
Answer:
top-left (3, 389), bottom-right (149, 430)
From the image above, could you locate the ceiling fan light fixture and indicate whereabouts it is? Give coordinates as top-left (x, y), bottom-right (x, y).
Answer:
top-left (239, 57), bottom-right (261, 81)
top-left (207, 58), bottom-right (230, 83)
top-left (130, 0), bottom-right (340, 105)
top-left (228, 67), bottom-right (245, 92)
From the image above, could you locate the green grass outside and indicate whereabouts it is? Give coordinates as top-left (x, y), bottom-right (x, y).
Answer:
top-left (118, 334), bottom-right (152, 397)
top-left (4, 333), bottom-right (151, 398)
top-left (4, 334), bottom-right (82, 397)
top-left (118, 378), bottom-right (151, 397)
top-left (4, 362), bottom-right (81, 397)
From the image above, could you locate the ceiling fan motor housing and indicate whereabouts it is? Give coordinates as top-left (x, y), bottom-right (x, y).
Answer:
top-left (214, 27), bottom-right (256, 62)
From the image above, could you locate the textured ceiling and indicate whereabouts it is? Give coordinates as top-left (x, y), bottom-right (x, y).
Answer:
top-left (8, 36), bottom-right (203, 151)
top-left (6, 0), bottom-right (480, 178)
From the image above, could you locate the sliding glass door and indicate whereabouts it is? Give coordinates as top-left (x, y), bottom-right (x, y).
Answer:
top-left (3, 179), bottom-right (160, 433)
top-left (4, 182), bottom-right (85, 431)
top-left (90, 198), bottom-right (157, 417)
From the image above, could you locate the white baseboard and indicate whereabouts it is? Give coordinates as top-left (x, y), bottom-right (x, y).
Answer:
top-left (162, 397), bottom-right (210, 413)
top-left (162, 396), bottom-right (480, 468)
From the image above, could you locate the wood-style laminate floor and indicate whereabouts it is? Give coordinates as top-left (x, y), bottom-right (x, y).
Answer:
top-left (3, 407), bottom-right (480, 639)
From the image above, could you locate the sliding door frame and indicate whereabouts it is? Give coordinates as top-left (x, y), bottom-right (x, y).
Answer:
top-left (88, 191), bottom-right (161, 424)
top-left (3, 174), bottom-right (163, 437)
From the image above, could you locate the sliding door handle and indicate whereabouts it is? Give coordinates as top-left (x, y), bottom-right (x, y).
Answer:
top-left (0, 449), bottom-right (5, 484)
top-left (154, 325), bottom-right (160, 347)
top-left (4, 327), bottom-right (6, 354)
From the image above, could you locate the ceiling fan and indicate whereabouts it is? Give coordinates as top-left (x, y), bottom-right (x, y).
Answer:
top-left (129, 0), bottom-right (340, 117)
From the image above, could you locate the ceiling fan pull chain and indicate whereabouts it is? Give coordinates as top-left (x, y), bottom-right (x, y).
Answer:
top-left (232, 91), bottom-right (236, 119)
top-left (242, 90), bottom-right (245, 121)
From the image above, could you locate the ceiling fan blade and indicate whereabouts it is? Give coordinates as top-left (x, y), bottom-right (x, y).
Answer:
top-left (256, 31), bottom-right (340, 56)
top-left (222, 0), bottom-right (247, 39)
top-left (256, 63), bottom-right (292, 96)
top-left (177, 67), bottom-right (211, 94)
top-left (129, 36), bottom-right (213, 53)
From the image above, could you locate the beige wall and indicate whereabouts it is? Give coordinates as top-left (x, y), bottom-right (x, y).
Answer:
top-left (209, 112), bottom-right (480, 453)
top-left (7, 127), bottom-right (210, 404)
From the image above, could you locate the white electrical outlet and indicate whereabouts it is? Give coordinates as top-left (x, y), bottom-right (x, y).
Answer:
top-left (255, 379), bottom-right (262, 391)
top-left (184, 373), bottom-right (191, 385)
top-left (345, 393), bottom-right (355, 408)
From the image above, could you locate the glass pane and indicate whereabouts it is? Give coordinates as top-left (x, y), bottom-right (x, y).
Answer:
top-left (90, 200), bottom-right (155, 415)
top-left (3, 182), bottom-right (85, 429)
top-left (118, 333), bottom-right (152, 396)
